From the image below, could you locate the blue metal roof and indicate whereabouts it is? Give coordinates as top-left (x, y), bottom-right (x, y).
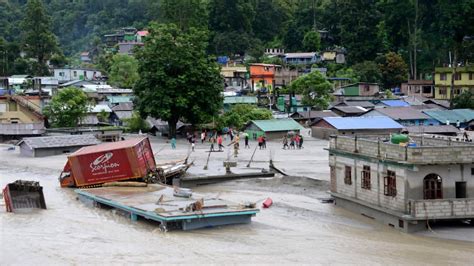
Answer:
top-left (381, 100), bottom-right (410, 107)
top-left (323, 116), bottom-right (403, 130)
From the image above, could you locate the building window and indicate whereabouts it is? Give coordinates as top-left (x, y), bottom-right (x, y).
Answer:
top-left (439, 87), bottom-right (447, 95)
top-left (361, 165), bottom-right (371, 189)
top-left (454, 73), bottom-right (461, 80)
top-left (384, 170), bottom-right (397, 196)
top-left (73, 71), bottom-right (77, 77)
top-left (440, 73), bottom-right (447, 80)
top-left (470, 73), bottom-right (473, 80)
top-left (471, 168), bottom-right (474, 175)
top-left (344, 166), bottom-right (352, 185)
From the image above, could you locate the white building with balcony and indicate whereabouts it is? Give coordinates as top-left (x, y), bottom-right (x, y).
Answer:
top-left (327, 135), bottom-right (474, 232)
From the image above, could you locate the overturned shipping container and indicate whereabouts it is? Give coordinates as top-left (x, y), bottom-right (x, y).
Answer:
top-left (60, 137), bottom-right (156, 187)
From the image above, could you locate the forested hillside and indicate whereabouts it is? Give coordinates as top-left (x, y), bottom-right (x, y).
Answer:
top-left (1, 0), bottom-right (473, 77)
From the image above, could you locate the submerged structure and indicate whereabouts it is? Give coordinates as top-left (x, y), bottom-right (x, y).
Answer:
top-left (76, 184), bottom-right (259, 231)
top-left (327, 135), bottom-right (474, 232)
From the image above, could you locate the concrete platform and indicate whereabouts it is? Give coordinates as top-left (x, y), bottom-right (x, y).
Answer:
top-left (75, 184), bottom-right (259, 231)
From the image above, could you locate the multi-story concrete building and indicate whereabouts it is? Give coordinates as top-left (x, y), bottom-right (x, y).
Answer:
top-left (434, 66), bottom-right (474, 99)
top-left (327, 135), bottom-right (474, 232)
top-left (0, 95), bottom-right (45, 142)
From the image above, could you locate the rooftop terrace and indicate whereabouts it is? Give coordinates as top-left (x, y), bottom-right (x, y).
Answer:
top-left (328, 135), bottom-right (474, 165)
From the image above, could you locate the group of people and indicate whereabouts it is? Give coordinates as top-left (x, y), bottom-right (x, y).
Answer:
top-left (257, 135), bottom-right (267, 149)
top-left (282, 134), bottom-right (304, 150)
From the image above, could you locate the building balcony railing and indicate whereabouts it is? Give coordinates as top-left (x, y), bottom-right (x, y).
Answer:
top-left (0, 122), bottom-right (45, 135)
top-left (328, 135), bottom-right (474, 165)
top-left (407, 198), bottom-right (474, 219)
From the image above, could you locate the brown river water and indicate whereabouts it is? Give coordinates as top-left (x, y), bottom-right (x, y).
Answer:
top-left (1, 139), bottom-right (473, 264)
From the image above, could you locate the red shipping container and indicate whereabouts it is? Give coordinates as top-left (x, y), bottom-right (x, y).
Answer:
top-left (60, 137), bottom-right (156, 187)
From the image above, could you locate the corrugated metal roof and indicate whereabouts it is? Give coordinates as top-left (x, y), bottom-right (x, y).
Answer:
top-left (107, 96), bottom-right (134, 104)
top-left (223, 96), bottom-right (257, 104)
top-left (112, 102), bottom-right (134, 111)
top-left (19, 134), bottom-right (101, 149)
top-left (250, 119), bottom-right (304, 132)
top-left (423, 109), bottom-right (474, 123)
top-left (380, 100), bottom-right (410, 107)
top-left (321, 116), bottom-right (403, 130)
top-left (330, 106), bottom-right (368, 114)
top-left (366, 107), bottom-right (431, 120)
top-left (284, 52), bottom-right (317, 58)
top-left (338, 101), bottom-right (375, 108)
top-left (291, 110), bottom-right (339, 119)
top-left (404, 125), bottom-right (460, 134)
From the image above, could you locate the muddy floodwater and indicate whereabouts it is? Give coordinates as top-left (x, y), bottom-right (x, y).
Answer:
top-left (1, 137), bottom-right (473, 264)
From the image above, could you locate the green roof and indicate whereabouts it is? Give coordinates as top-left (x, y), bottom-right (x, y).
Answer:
top-left (250, 119), bottom-right (304, 132)
top-left (107, 96), bottom-right (134, 104)
top-left (435, 66), bottom-right (474, 73)
top-left (423, 109), bottom-right (474, 123)
top-left (224, 96), bottom-right (257, 104)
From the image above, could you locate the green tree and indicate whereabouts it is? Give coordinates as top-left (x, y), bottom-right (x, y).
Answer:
top-left (218, 104), bottom-right (272, 130)
top-left (453, 91), bottom-right (474, 109)
top-left (353, 61), bottom-right (382, 83)
top-left (124, 112), bottom-right (150, 133)
top-left (159, 0), bottom-right (209, 30)
top-left (97, 109), bottom-right (109, 123)
top-left (43, 87), bottom-right (90, 128)
top-left (134, 23), bottom-right (223, 138)
top-left (378, 52), bottom-right (409, 89)
top-left (303, 30), bottom-right (321, 51)
top-left (21, 0), bottom-right (60, 75)
top-left (289, 71), bottom-right (332, 109)
top-left (109, 54), bottom-right (139, 88)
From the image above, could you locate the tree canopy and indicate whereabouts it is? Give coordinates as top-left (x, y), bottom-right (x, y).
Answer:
top-left (218, 104), bottom-right (272, 130)
top-left (289, 71), bottom-right (333, 109)
top-left (21, 0), bottom-right (60, 75)
top-left (109, 54), bottom-right (139, 88)
top-left (43, 87), bottom-right (90, 128)
top-left (134, 23), bottom-right (223, 137)
top-left (0, 0), bottom-right (472, 80)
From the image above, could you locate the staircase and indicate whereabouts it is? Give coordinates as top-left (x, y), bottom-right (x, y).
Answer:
top-left (8, 95), bottom-right (44, 119)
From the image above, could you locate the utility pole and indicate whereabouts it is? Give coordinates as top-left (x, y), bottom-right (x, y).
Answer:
top-left (449, 51), bottom-right (456, 110)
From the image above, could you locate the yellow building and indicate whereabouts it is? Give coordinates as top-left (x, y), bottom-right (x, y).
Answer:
top-left (0, 95), bottom-right (45, 141)
top-left (0, 95), bottom-right (43, 123)
top-left (434, 66), bottom-right (474, 99)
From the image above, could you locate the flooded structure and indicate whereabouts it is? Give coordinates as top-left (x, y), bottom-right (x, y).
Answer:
top-left (327, 135), bottom-right (474, 232)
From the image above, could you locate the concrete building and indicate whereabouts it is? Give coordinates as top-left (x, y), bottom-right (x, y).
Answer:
top-left (274, 66), bottom-right (299, 88)
top-left (53, 68), bottom-right (102, 83)
top-left (221, 66), bottom-right (248, 90)
top-left (401, 80), bottom-right (434, 98)
top-left (0, 95), bottom-right (45, 142)
top-left (245, 119), bottom-right (304, 140)
top-left (18, 134), bottom-right (101, 157)
top-left (434, 66), bottom-right (474, 99)
top-left (333, 82), bottom-right (380, 101)
top-left (249, 64), bottom-right (277, 92)
top-left (327, 135), bottom-right (474, 232)
top-left (284, 52), bottom-right (320, 65)
top-left (312, 116), bottom-right (403, 139)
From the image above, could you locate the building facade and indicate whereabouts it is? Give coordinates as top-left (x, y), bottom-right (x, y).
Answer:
top-left (249, 64), bottom-right (277, 92)
top-left (53, 68), bottom-right (102, 83)
top-left (434, 66), bottom-right (474, 99)
top-left (328, 135), bottom-right (474, 232)
top-left (401, 80), bottom-right (434, 98)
